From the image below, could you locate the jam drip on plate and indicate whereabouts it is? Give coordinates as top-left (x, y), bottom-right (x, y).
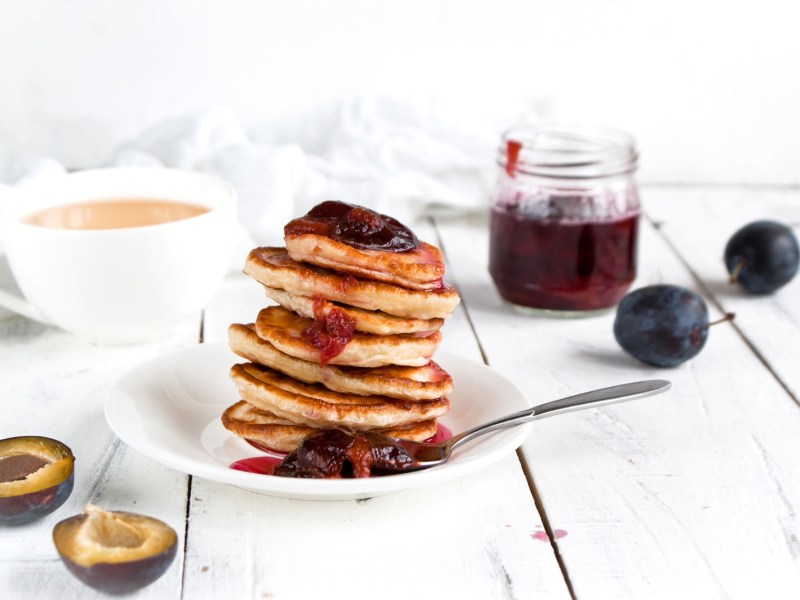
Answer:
top-left (301, 296), bottom-right (357, 366)
top-left (284, 200), bottom-right (420, 251)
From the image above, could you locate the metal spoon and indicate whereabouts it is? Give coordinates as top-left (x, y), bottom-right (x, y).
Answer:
top-left (397, 379), bottom-right (671, 471)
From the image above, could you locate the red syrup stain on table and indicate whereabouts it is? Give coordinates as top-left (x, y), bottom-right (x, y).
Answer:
top-left (531, 529), bottom-right (568, 542)
top-left (489, 205), bottom-right (639, 311)
top-left (229, 424), bottom-right (454, 478)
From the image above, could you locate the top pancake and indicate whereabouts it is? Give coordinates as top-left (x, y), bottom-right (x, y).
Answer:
top-left (243, 247), bottom-right (460, 320)
top-left (285, 234), bottom-right (445, 290)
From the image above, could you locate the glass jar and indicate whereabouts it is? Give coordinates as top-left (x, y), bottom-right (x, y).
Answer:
top-left (488, 124), bottom-right (640, 316)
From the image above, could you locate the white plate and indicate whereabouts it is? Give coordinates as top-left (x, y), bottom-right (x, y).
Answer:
top-left (105, 343), bottom-right (532, 501)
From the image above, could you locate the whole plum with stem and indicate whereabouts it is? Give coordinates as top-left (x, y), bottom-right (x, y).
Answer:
top-left (725, 220), bottom-right (799, 294)
top-left (613, 285), bottom-right (733, 367)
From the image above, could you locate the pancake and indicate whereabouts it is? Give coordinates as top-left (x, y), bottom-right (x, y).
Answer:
top-left (254, 306), bottom-right (441, 368)
top-left (221, 400), bottom-right (438, 452)
top-left (243, 247), bottom-right (460, 320)
top-left (285, 234), bottom-right (445, 291)
top-left (230, 362), bottom-right (450, 429)
top-left (263, 287), bottom-right (443, 335)
top-left (229, 323), bottom-right (453, 400)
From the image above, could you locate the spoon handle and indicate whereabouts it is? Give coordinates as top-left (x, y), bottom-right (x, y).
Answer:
top-left (447, 379), bottom-right (671, 453)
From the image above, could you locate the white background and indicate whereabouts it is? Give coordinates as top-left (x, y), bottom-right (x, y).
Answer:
top-left (1, 0), bottom-right (799, 184)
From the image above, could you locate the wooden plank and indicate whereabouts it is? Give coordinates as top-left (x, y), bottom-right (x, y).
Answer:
top-left (645, 186), bottom-right (800, 401)
top-left (0, 317), bottom-right (197, 599)
top-left (436, 209), bottom-right (800, 597)
top-left (186, 224), bottom-right (571, 599)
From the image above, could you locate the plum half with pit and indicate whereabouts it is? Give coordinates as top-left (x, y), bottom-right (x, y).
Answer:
top-left (53, 504), bottom-right (177, 595)
top-left (725, 220), bottom-right (799, 294)
top-left (0, 436), bottom-right (74, 525)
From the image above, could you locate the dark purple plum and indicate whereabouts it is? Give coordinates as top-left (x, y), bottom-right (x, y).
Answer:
top-left (0, 436), bottom-right (74, 525)
top-left (725, 220), bottom-right (799, 294)
top-left (614, 285), bottom-right (721, 367)
top-left (53, 505), bottom-right (177, 595)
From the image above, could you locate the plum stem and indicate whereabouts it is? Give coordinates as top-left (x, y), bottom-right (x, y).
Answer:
top-left (729, 258), bottom-right (745, 284)
top-left (706, 313), bottom-right (736, 328)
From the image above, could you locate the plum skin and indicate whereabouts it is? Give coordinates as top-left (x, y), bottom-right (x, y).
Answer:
top-left (0, 476), bottom-right (74, 526)
top-left (614, 285), bottom-right (709, 367)
top-left (0, 436), bottom-right (75, 526)
top-left (53, 507), bottom-right (178, 595)
top-left (58, 543), bottom-right (177, 595)
top-left (725, 220), bottom-right (800, 294)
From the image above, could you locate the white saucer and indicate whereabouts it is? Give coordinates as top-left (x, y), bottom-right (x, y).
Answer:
top-left (105, 343), bottom-right (532, 501)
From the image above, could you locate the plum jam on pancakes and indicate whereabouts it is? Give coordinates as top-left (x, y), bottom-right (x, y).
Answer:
top-left (285, 201), bottom-right (419, 251)
top-left (301, 297), bottom-right (357, 366)
top-left (254, 306), bottom-right (441, 368)
top-left (226, 201), bottom-right (459, 472)
top-left (284, 201), bottom-right (446, 290)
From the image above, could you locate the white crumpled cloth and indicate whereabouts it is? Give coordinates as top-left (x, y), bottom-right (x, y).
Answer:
top-left (1, 98), bottom-right (542, 249)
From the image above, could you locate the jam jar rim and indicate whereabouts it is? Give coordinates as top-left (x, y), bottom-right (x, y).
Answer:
top-left (497, 123), bottom-right (639, 179)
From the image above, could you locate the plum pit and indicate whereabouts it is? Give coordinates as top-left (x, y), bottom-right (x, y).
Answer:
top-left (53, 504), bottom-right (177, 595)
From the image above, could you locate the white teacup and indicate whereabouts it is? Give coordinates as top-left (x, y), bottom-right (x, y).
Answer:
top-left (0, 167), bottom-right (236, 343)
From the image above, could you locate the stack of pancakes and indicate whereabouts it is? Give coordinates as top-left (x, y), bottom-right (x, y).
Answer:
top-left (222, 206), bottom-right (461, 453)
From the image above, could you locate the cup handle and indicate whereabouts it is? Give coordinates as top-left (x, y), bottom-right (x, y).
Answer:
top-left (0, 254), bottom-right (51, 324)
top-left (0, 288), bottom-right (50, 323)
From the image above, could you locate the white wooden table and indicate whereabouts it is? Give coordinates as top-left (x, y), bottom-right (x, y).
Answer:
top-left (3, 186), bottom-right (800, 599)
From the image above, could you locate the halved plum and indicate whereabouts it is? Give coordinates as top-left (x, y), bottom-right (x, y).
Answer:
top-left (53, 504), bottom-right (178, 595)
top-left (0, 436), bottom-right (74, 525)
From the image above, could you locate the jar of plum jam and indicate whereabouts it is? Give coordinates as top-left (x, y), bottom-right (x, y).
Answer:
top-left (489, 124), bottom-right (640, 316)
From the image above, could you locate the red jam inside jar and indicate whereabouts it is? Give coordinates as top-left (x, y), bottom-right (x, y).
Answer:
top-left (489, 125), bottom-right (640, 315)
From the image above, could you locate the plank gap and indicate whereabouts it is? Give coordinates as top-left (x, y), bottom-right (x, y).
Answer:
top-left (181, 309), bottom-right (203, 596)
top-left (644, 212), bottom-right (800, 409)
top-left (80, 437), bottom-right (122, 505)
top-left (516, 448), bottom-right (577, 600)
top-left (430, 217), bottom-right (491, 366)
top-left (179, 475), bottom-right (194, 600)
